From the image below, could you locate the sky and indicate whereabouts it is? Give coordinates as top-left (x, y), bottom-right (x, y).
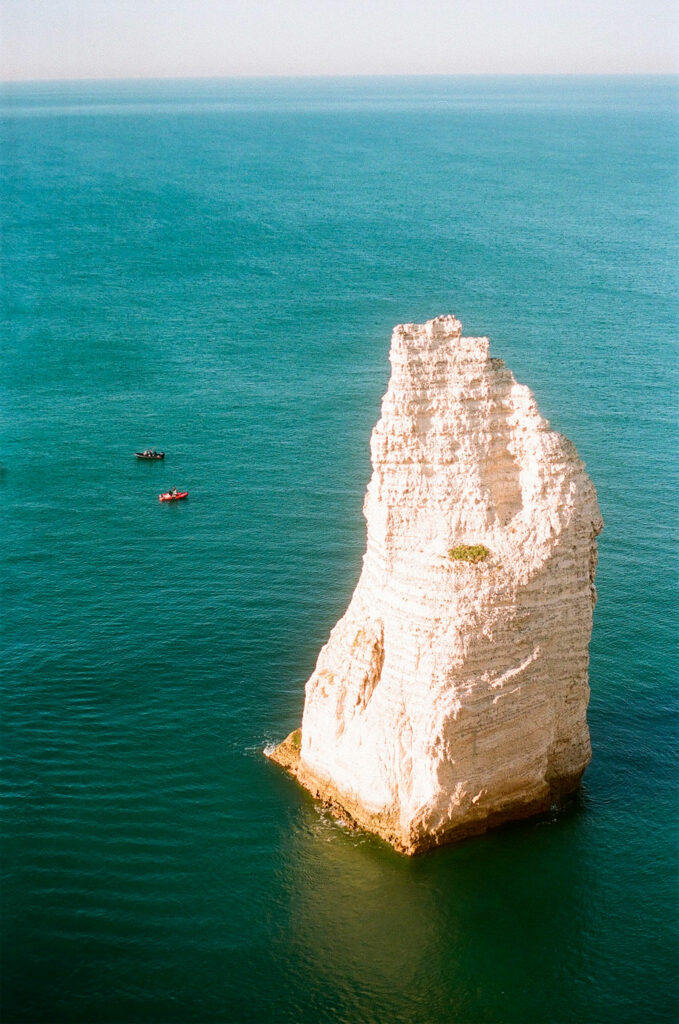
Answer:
top-left (1, 0), bottom-right (678, 82)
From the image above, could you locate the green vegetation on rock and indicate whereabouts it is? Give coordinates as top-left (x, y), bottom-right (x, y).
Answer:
top-left (448, 544), bottom-right (490, 564)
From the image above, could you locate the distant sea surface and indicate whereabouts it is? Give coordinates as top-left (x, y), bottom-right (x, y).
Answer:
top-left (2, 76), bottom-right (678, 1024)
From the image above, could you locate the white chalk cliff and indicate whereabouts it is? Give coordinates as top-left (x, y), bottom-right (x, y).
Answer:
top-left (268, 316), bottom-right (603, 854)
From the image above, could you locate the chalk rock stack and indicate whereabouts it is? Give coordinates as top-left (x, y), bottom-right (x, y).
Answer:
top-left (268, 316), bottom-right (603, 854)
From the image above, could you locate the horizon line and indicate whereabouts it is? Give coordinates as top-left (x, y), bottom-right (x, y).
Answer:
top-left (3, 71), bottom-right (679, 87)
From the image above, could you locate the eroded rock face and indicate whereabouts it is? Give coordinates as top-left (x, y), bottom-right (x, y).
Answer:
top-left (268, 316), bottom-right (603, 854)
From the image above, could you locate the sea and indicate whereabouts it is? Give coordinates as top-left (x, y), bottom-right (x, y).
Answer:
top-left (1, 76), bottom-right (677, 1024)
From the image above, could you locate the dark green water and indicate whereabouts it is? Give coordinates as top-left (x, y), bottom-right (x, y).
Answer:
top-left (1, 76), bottom-right (678, 1023)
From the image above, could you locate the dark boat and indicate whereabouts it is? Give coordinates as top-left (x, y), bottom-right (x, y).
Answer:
top-left (136, 449), bottom-right (165, 460)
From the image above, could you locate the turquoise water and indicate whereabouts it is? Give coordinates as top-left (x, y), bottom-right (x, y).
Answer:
top-left (1, 76), bottom-right (678, 1023)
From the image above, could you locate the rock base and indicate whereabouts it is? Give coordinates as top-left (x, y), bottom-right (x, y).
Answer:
top-left (266, 730), bottom-right (584, 856)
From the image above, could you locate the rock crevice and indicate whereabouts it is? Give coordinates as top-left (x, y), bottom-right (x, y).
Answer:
top-left (267, 316), bottom-right (603, 854)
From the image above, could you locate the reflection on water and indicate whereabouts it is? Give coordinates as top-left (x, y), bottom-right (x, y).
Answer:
top-left (270, 783), bottom-right (673, 1023)
top-left (274, 802), bottom-right (442, 1022)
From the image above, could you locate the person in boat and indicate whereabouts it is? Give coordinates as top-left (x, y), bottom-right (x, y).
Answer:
top-left (171, 486), bottom-right (178, 496)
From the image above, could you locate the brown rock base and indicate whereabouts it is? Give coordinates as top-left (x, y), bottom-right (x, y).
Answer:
top-left (266, 729), bottom-right (584, 856)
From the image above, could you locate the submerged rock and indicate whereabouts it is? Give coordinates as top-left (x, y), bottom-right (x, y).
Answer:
top-left (268, 316), bottom-right (603, 854)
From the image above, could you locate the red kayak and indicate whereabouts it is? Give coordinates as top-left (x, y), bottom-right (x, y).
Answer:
top-left (159, 490), bottom-right (188, 502)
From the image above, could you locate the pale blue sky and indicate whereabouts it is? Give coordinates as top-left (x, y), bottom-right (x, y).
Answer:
top-left (2, 0), bottom-right (678, 82)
